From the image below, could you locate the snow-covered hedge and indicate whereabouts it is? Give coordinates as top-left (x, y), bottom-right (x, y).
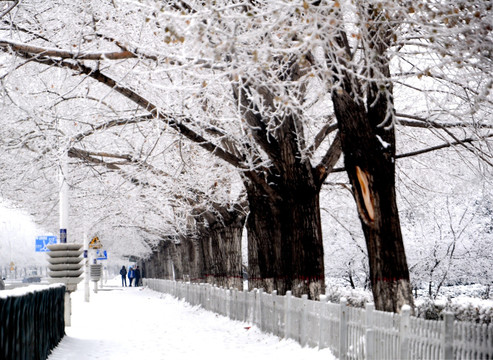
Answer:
top-left (415, 297), bottom-right (493, 324)
top-left (324, 283), bottom-right (373, 308)
top-left (325, 282), bottom-right (493, 324)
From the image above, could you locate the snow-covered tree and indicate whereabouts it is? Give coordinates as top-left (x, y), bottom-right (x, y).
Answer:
top-left (0, 0), bottom-right (491, 311)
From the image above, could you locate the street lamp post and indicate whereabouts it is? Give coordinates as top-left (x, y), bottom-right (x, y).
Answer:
top-left (59, 151), bottom-right (69, 244)
top-left (84, 232), bottom-right (90, 302)
top-left (47, 145), bottom-right (83, 326)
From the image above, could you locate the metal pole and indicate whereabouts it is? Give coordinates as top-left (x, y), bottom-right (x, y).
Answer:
top-left (59, 149), bottom-right (71, 326)
top-left (100, 265), bottom-right (104, 289)
top-left (84, 232), bottom-right (90, 302)
top-left (59, 152), bottom-right (68, 244)
top-left (64, 292), bottom-right (71, 327)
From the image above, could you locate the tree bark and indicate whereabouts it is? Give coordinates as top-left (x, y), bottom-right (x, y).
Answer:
top-left (207, 209), bottom-right (245, 289)
top-left (244, 175), bottom-right (325, 299)
top-left (197, 207), bottom-right (246, 290)
top-left (196, 221), bottom-right (214, 285)
top-left (177, 235), bottom-right (203, 283)
top-left (333, 90), bottom-right (414, 313)
top-left (234, 59), bottom-right (330, 299)
top-left (142, 240), bottom-right (174, 280)
top-left (169, 241), bottom-right (183, 281)
top-left (244, 180), bottom-right (282, 294)
top-left (325, 3), bottom-right (415, 312)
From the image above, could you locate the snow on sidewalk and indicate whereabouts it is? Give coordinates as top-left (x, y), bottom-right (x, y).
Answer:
top-left (48, 278), bottom-right (337, 360)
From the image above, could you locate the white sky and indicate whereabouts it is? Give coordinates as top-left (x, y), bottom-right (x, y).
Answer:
top-left (0, 203), bottom-right (48, 267)
top-left (46, 276), bottom-right (337, 360)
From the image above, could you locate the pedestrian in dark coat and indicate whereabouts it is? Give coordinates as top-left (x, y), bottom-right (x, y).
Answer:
top-left (128, 266), bottom-right (135, 287)
top-left (120, 266), bottom-right (127, 287)
top-left (134, 266), bottom-right (141, 287)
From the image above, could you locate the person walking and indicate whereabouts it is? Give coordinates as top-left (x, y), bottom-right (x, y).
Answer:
top-left (119, 265), bottom-right (127, 287)
top-left (134, 266), bottom-right (141, 287)
top-left (128, 266), bottom-right (135, 287)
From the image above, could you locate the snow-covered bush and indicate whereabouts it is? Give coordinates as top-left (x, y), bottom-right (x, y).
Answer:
top-left (415, 296), bottom-right (493, 324)
top-left (325, 280), bottom-right (492, 325)
top-left (324, 280), bottom-right (373, 308)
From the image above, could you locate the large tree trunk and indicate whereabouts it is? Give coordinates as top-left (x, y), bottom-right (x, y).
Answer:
top-left (175, 238), bottom-right (190, 281)
top-left (244, 181), bottom-right (282, 294)
top-left (245, 177), bottom-right (325, 299)
top-left (197, 208), bottom-right (245, 290)
top-left (169, 241), bottom-right (183, 281)
top-left (161, 242), bottom-right (174, 280)
top-left (326, 3), bottom-right (414, 312)
top-left (177, 235), bottom-right (203, 283)
top-left (234, 57), bottom-right (329, 300)
top-left (142, 240), bottom-right (174, 280)
top-left (281, 187), bottom-right (325, 299)
top-left (208, 210), bottom-right (245, 290)
top-left (196, 222), bottom-right (214, 284)
top-left (333, 90), bottom-right (414, 313)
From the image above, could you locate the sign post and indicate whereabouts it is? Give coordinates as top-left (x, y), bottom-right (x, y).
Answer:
top-left (88, 236), bottom-right (105, 291)
top-left (84, 233), bottom-right (90, 303)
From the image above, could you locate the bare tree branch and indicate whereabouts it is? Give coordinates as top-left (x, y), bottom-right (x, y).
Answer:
top-left (0, 44), bottom-right (248, 169)
top-left (0, 38), bottom-right (225, 70)
top-left (397, 113), bottom-right (493, 130)
top-left (0, 1), bottom-right (19, 20)
top-left (0, 39), bottom-right (138, 60)
top-left (316, 132), bottom-right (342, 185)
top-left (328, 133), bottom-right (493, 175)
top-left (71, 115), bottom-right (155, 143)
top-left (310, 120), bottom-right (337, 152)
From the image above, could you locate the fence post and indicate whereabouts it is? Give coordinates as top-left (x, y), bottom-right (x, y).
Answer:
top-left (400, 305), bottom-right (411, 360)
top-left (300, 294), bottom-right (308, 347)
top-left (339, 297), bottom-right (348, 360)
top-left (231, 288), bottom-right (237, 320)
top-left (258, 288), bottom-right (264, 331)
top-left (272, 290), bottom-right (278, 336)
top-left (244, 289), bottom-right (249, 323)
top-left (205, 284), bottom-right (210, 311)
top-left (285, 291), bottom-right (292, 340)
top-left (441, 312), bottom-right (454, 360)
top-left (225, 288), bottom-right (230, 317)
top-left (318, 295), bottom-right (328, 348)
top-left (365, 303), bottom-right (375, 360)
top-left (250, 288), bottom-right (257, 325)
top-left (210, 284), bottom-right (214, 312)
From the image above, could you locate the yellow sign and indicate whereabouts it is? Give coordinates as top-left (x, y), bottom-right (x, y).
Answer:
top-left (89, 236), bottom-right (103, 249)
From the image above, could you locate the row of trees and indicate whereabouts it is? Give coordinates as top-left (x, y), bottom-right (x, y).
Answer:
top-left (0, 1), bottom-right (491, 312)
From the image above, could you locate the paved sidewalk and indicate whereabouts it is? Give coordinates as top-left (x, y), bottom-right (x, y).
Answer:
top-left (47, 278), bottom-right (335, 360)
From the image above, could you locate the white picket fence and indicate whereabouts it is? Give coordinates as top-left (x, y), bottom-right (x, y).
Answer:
top-left (144, 279), bottom-right (493, 360)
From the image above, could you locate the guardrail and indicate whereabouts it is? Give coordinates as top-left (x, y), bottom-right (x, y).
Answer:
top-left (145, 279), bottom-right (493, 360)
top-left (0, 284), bottom-right (66, 360)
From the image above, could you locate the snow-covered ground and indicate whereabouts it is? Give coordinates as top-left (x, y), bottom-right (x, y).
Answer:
top-left (47, 277), bottom-right (337, 360)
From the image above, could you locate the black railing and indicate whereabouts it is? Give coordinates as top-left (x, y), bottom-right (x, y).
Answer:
top-left (0, 285), bottom-right (65, 360)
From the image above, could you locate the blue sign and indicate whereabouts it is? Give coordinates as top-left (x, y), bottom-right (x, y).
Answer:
top-left (96, 250), bottom-right (108, 260)
top-left (60, 229), bottom-right (67, 243)
top-left (35, 236), bottom-right (57, 252)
